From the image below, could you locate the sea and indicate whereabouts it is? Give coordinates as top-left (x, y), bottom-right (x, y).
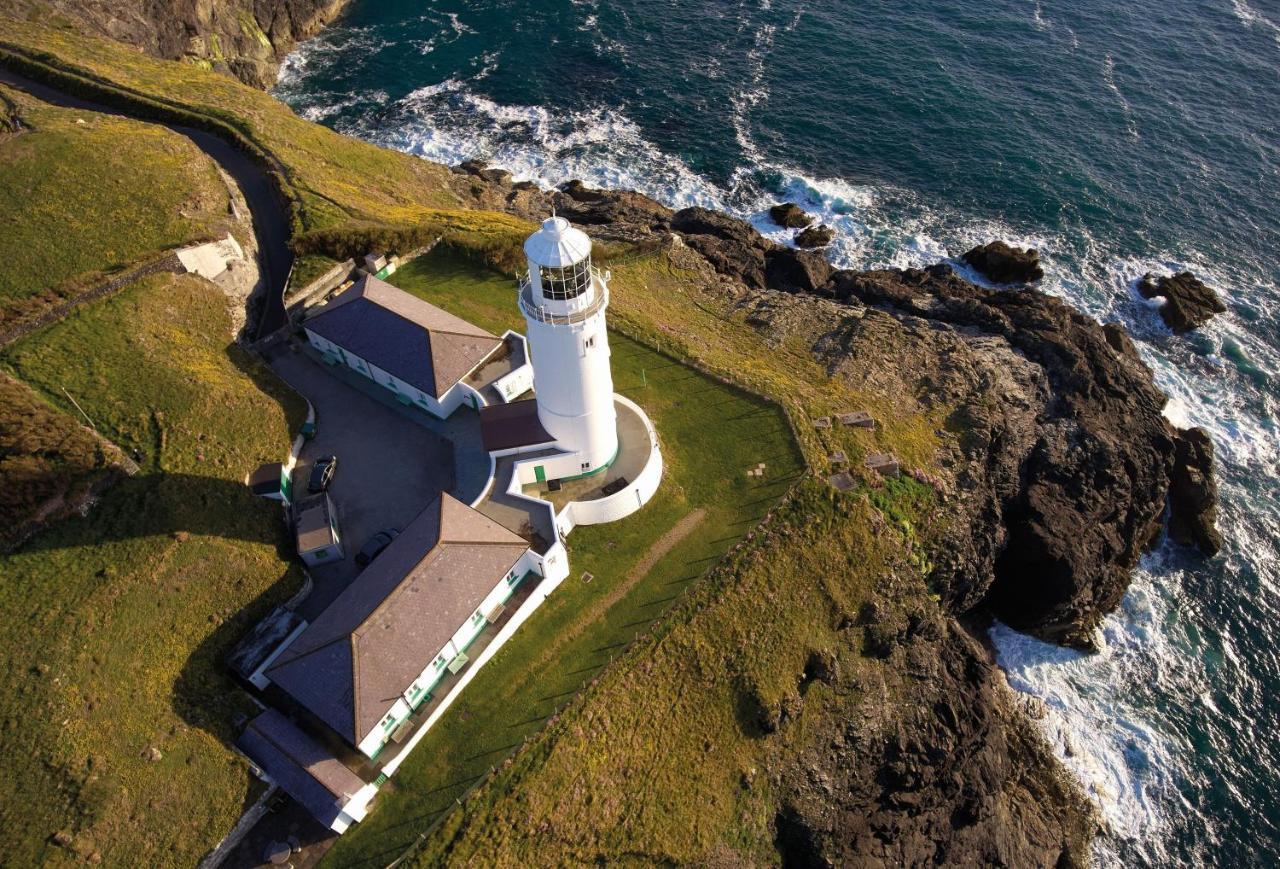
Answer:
top-left (273, 1), bottom-right (1280, 863)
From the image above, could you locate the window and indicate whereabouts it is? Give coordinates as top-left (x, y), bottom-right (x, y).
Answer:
top-left (539, 258), bottom-right (592, 300)
top-left (581, 461), bottom-right (591, 471)
top-left (381, 713), bottom-right (397, 731)
top-left (506, 570), bottom-right (520, 586)
top-left (471, 611), bottom-right (485, 627)
top-left (584, 335), bottom-right (595, 349)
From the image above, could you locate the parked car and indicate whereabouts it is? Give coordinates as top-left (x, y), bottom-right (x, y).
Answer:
top-left (307, 455), bottom-right (338, 493)
top-left (355, 528), bottom-right (399, 567)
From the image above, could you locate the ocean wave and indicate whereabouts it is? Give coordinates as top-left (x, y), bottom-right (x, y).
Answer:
top-left (275, 21), bottom-right (1280, 859)
top-left (1232, 0), bottom-right (1280, 46)
top-left (991, 568), bottom-right (1185, 866)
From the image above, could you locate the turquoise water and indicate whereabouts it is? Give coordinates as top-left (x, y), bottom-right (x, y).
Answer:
top-left (275, 1), bottom-right (1280, 863)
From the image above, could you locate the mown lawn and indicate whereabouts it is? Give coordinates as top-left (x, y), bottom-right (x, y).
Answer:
top-left (323, 249), bottom-right (806, 866)
top-left (0, 272), bottom-right (308, 865)
top-left (0, 85), bottom-right (229, 331)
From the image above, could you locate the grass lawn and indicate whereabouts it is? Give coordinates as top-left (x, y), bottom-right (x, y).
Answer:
top-left (411, 484), bottom-right (914, 866)
top-left (0, 371), bottom-right (121, 545)
top-left (323, 248), bottom-right (806, 866)
top-left (0, 85), bottom-right (229, 332)
top-left (0, 19), bottom-right (460, 231)
top-left (0, 272), bottom-right (308, 865)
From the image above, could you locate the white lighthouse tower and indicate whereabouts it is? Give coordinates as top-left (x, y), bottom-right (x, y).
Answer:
top-left (518, 216), bottom-right (618, 475)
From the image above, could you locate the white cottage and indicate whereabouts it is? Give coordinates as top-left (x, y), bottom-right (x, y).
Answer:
top-left (303, 275), bottom-right (532, 416)
top-left (265, 492), bottom-right (549, 760)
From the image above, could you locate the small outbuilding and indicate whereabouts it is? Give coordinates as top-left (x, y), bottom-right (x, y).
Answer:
top-left (237, 708), bottom-right (377, 834)
top-left (295, 493), bottom-right (343, 566)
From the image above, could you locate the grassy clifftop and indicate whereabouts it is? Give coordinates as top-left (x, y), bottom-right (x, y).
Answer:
top-left (0, 272), bottom-right (308, 866)
top-left (0, 16), bottom-right (536, 258)
top-left (0, 84), bottom-right (229, 332)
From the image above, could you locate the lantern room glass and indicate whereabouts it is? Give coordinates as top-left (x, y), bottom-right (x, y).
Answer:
top-left (539, 257), bottom-right (592, 301)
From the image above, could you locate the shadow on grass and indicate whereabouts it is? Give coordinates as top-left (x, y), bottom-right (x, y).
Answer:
top-left (17, 471), bottom-right (293, 553)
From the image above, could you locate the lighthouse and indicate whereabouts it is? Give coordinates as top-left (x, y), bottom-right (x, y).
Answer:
top-left (518, 216), bottom-right (619, 475)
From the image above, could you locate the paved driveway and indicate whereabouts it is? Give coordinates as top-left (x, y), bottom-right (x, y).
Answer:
top-left (266, 344), bottom-right (470, 619)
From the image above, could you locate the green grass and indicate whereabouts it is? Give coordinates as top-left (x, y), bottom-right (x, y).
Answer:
top-left (0, 372), bottom-right (119, 546)
top-left (323, 249), bottom-right (806, 866)
top-left (0, 19), bottom-right (458, 230)
top-left (0, 272), bottom-right (308, 866)
top-left (0, 85), bottom-right (229, 332)
top-left (389, 244), bottom-right (523, 335)
top-left (410, 485), bottom-right (911, 866)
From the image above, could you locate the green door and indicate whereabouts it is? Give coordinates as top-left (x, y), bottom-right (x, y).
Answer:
top-left (534, 465), bottom-right (546, 483)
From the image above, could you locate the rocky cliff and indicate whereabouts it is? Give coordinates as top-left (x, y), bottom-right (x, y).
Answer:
top-left (436, 168), bottom-right (1226, 859)
top-left (460, 166), bottom-right (1215, 650)
top-left (2, 0), bottom-right (346, 87)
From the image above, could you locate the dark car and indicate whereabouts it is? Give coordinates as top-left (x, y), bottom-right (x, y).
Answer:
top-left (355, 528), bottom-right (399, 567)
top-left (307, 455), bottom-right (338, 493)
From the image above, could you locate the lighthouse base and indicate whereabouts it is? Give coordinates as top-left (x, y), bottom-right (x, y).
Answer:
top-left (518, 394), bottom-right (662, 531)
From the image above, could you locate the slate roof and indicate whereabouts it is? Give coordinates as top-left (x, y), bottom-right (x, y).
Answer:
top-left (305, 275), bottom-right (502, 398)
top-left (237, 708), bottom-right (367, 829)
top-left (295, 494), bottom-right (336, 553)
top-left (480, 399), bottom-right (556, 452)
top-left (266, 493), bottom-right (529, 745)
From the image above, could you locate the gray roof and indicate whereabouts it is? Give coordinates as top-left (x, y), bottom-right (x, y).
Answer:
top-left (295, 494), bottom-right (337, 553)
top-left (305, 275), bottom-right (502, 398)
top-left (480, 399), bottom-right (556, 452)
top-left (237, 708), bottom-right (367, 828)
top-left (266, 493), bottom-right (529, 745)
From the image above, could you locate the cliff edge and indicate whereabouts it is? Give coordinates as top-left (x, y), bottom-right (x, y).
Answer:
top-left (2, 0), bottom-right (346, 87)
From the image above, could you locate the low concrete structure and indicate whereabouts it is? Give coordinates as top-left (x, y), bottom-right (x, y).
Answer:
top-left (295, 493), bottom-right (343, 566)
top-left (176, 234), bottom-right (244, 280)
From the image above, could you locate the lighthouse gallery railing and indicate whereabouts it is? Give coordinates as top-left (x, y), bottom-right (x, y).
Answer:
top-left (518, 267), bottom-right (610, 325)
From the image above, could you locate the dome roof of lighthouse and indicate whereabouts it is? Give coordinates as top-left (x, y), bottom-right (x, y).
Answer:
top-left (524, 216), bottom-right (592, 267)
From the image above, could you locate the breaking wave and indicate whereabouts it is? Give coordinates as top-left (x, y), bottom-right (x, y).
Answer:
top-left (274, 2), bottom-right (1280, 861)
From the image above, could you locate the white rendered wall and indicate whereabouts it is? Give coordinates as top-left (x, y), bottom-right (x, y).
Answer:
top-left (562, 395), bottom-right (663, 527)
top-left (523, 299), bottom-right (618, 471)
top-left (379, 544), bottom-right (570, 777)
top-left (304, 328), bottom-right (470, 419)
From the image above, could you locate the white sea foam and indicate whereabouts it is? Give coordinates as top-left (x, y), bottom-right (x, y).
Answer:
top-left (992, 567), bottom-right (1185, 866)
top-left (1232, 0), bottom-right (1280, 45)
top-left (276, 26), bottom-right (1280, 861)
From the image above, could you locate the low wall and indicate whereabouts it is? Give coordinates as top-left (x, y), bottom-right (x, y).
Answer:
top-left (563, 394), bottom-right (663, 528)
top-left (284, 258), bottom-right (355, 311)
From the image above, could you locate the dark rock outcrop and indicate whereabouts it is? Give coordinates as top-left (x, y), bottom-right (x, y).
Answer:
top-left (554, 180), bottom-right (672, 233)
top-left (774, 616), bottom-right (1092, 867)
top-left (1168, 427), bottom-right (1222, 555)
top-left (770, 202), bottom-right (814, 229)
top-left (962, 241), bottom-right (1044, 284)
top-left (795, 224), bottom-right (835, 249)
top-left (672, 206), bottom-right (777, 290)
top-left (1137, 271), bottom-right (1226, 333)
top-left (817, 264), bottom-right (1176, 647)
top-left (5, 0), bottom-right (350, 87)
top-left (766, 248), bottom-right (833, 295)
